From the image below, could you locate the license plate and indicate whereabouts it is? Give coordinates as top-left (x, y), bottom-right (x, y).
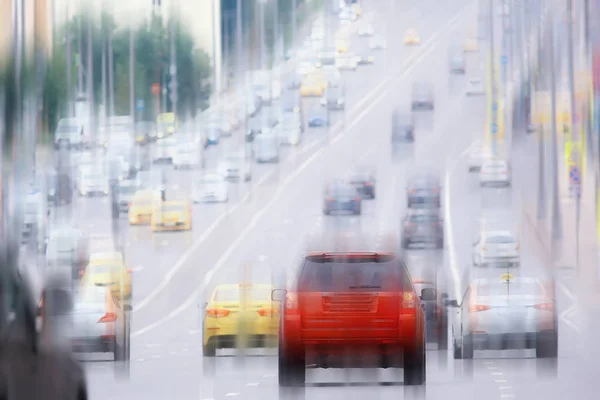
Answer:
top-left (164, 222), bottom-right (176, 227)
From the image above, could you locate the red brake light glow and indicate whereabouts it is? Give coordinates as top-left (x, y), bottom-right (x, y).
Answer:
top-left (533, 303), bottom-right (554, 311)
top-left (206, 308), bottom-right (230, 318)
top-left (468, 305), bottom-right (491, 312)
top-left (98, 312), bottom-right (117, 323)
top-left (257, 308), bottom-right (275, 317)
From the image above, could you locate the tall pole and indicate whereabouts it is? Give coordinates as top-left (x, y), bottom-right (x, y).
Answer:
top-left (291, 0), bottom-right (297, 51)
top-left (101, 25), bottom-right (107, 124)
top-left (210, 0), bottom-right (218, 104)
top-left (549, 6), bottom-right (563, 244)
top-left (259, 1), bottom-right (265, 70)
top-left (86, 10), bottom-right (95, 141)
top-left (129, 28), bottom-right (135, 123)
top-left (66, 3), bottom-right (73, 117)
top-left (236, 0), bottom-right (246, 149)
top-left (78, 15), bottom-right (83, 94)
top-left (108, 29), bottom-right (115, 116)
top-left (170, 13), bottom-right (178, 117)
top-left (567, 0), bottom-right (577, 142)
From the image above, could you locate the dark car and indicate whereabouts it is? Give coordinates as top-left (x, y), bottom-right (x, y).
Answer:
top-left (117, 179), bottom-right (142, 214)
top-left (135, 121), bottom-right (157, 144)
top-left (406, 173), bottom-right (441, 207)
top-left (317, 47), bottom-right (337, 67)
top-left (401, 208), bottom-right (444, 248)
top-left (348, 170), bottom-right (376, 199)
top-left (392, 109), bottom-right (415, 142)
top-left (308, 107), bottom-right (330, 127)
top-left (320, 86), bottom-right (346, 110)
top-left (411, 83), bottom-right (435, 110)
top-left (47, 171), bottom-right (73, 206)
top-left (323, 182), bottom-right (362, 215)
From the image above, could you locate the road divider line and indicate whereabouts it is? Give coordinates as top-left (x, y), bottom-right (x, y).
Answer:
top-left (133, 3), bottom-right (472, 313)
top-left (132, 4), bottom-right (474, 337)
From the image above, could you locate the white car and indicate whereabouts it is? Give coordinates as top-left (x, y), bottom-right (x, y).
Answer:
top-left (472, 230), bottom-right (520, 267)
top-left (67, 283), bottom-right (124, 360)
top-left (152, 137), bottom-right (178, 163)
top-left (192, 174), bottom-right (228, 203)
top-left (467, 142), bottom-right (494, 172)
top-left (173, 144), bottom-right (203, 169)
top-left (218, 153), bottom-right (252, 182)
top-left (78, 168), bottom-right (110, 196)
top-left (480, 159), bottom-right (511, 187)
top-left (449, 273), bottom-right (557, 359)
top-left (276, 124), bottom-right (301, 146)
top-left (336, 53), bottom-right (358, 70)
top-left (369, 36), bottom-right (387, 49)
top-left (253, 134), bottom-right (280, 163)
top-left (357, 25), bottom-right (374, 37)
top-left (465, 78), bottom-right (486, 96)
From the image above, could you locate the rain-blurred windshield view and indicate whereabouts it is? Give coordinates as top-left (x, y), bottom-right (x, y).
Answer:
top-left (2, 0), bottom-right (600, 398)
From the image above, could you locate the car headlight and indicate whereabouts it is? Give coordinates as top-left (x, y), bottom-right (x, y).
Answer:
top-left (320, 98), bottom-right (327, 105)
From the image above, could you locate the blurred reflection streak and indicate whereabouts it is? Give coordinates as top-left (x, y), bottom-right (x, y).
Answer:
top-left (403, 385), bottom-right (426, 400)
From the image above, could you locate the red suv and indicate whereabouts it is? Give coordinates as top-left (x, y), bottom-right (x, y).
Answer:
top-left (274, 252), bottom-right (426, 386)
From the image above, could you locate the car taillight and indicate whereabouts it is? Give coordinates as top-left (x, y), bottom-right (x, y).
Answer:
top-left (533, 303), bottom-right (554, 311)
top-left (433, 188), bottom-right (440, 193)
top-left (285, 293), bottom-right (298, 309)
top-left (257, 308), bottom-right (275, 317)
top-left (98, 312), bottom-right (117, 323)
top-left (355, 196), bottom-right (361, 201)
top-left (468, 305), bottom-right (491, 312)
top-left (327, 196), bottom-right (335, 202)
top-left (409, 189), bottom-right (416, 193)
top-left (405, 222), bottom-right (416, 228)
top-left (364, 181), bottom-right (373, 186)
top-left (206, 308), bottom-right (231, 318)
top-left (401, 292), bottom-right (417, 308)
top-left (515, 244), bottom-right (520, 250)
top-left (481, 247), bottom-right (487, 251)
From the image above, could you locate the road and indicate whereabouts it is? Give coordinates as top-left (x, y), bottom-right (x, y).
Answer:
top-left (44, 0), bottom-right (592, 399)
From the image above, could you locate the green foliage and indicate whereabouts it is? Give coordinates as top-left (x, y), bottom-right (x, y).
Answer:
top-left (42, 12), bottom-right (212, 133)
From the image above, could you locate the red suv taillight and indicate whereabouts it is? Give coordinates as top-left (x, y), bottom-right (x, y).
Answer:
top-left (401, 292), bottom-right (417, 308)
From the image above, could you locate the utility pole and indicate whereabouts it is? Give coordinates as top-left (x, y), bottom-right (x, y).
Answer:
top-left (129, 27), bottom-right (135, 124)
top-left (77, 15), bottom-right (83, 94)
top-left (101, 16), bottom-right (107, 124)
top-left (549, 6), bottom-right (563, 246)
top-left (108, 29), bottom-right (115, 116)
top-left (169, 11), bottom-right (178, 117)
top-left (86, 9), bottom-right (95, 142)
top-left (236, 0), bottom-right (247, 153)
top-left (259, 0), bottom-right (266, 70)
top-left (567, 0), bottom-right (578, 142)
top-left (66, 2), bottom-right (73, 117)
top-left (291, 0), bottom-right (297, 51)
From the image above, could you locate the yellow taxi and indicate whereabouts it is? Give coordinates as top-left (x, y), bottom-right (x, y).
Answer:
top-left (81, 251), bottom-right (132, 300)
top-left (464, 37), bottom-right (479, 52)
top-left (403, 29), bottom-right (420, 45)
top-left (336, 39), bottom-right (349, 53)
top-left (300, 74), bottom-right (328, 97)
top-left (151, 200), bottom-right (192, 231)
top-left (202, 283), bottom-right (278, 356)
top-left (156, 112), bottom-right (177, 138)
top-left (129, 189), bottom-right (161, 225)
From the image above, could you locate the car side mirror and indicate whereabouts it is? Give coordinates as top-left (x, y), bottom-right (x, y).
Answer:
top-left (271, 289), bottom-right (287, 302)
top-left (420, 288), bottom-right (436, 301)
top-left (445, 299), bottom-right (459, 308)
top-left (197, 301), bottom-right (207, 309)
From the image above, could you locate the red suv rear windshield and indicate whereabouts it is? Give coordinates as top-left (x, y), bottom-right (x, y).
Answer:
top-left (298, 254), bottom-right (413, 292)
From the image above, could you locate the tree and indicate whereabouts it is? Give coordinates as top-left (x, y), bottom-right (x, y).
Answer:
top-left (42, 13), bottom-right (212, 133)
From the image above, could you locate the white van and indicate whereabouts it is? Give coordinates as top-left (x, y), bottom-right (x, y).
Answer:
top-left (54, 118), bottom-right (85, 150)
top-left (253, 134), bottom-right (280, 163)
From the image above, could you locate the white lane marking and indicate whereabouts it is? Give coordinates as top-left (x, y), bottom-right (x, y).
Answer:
top-left (498, 387), bottom-right (513, 390)
top-left (283, 218), bottom-right (293, 224)
top-left (495, 379), bottom-right (508, 383)
top-left (560, 305), bottom-right (582, 332)
top-left (484, 361), bottom-right (494, 365)
top-left (557, 280), bottom-right (575, 301)
top-left (188, 329), bottom-right (203, 334)
top-left (225, 393), bottom-right (240, 397)
top-left (500, 395), bottom-right (515, 399)
top-left (258, 255), bottom-right (268, 262)
top-left (491, 372), bottom-right (504, 376)
top-left (131, 265), bottom-right (144, 272)
top-left (487, 366), bottom-right (498, 370)
top-left (444, 140), bottom-right (482, 299)
top-left (131, 8), bottom-right (473, 334)
top-left (151, 354), bottom-right (161, 359)
top-left (246, 383), bottom-right (260, 387)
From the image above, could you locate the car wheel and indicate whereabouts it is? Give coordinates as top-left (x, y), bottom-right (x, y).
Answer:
top-left (452, 328), bottom-right (462, 359)
top-left (462, 334), bottom-right (474, 359)
top-left (401, 239), bottom-right (410, 249)
top-left (437, 239), bottom-right (444, 249)
top-left (278, 349), bottom-right (305, 386)
top-left (323, 208), bottom-right (330, 215)
top-left (354, 207), bottom-right (361, 215)
top-left (203, 339), bottom-right (217, 357)
top-left (535, 331), bottom-right (558, 358)
top-left (403, 345), bottom-right (426, 385)
top-left (437, 314), bottom-right (448, 350)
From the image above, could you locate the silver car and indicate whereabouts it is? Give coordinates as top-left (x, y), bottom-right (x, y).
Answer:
top-left (218, 153), bottom-right (252, 182)
top-left (448, 274), bottom-right (558, 359)
top-left (192, 173), bottom-right (229, 203)
top-left (78, 168), bottom-right (109, 196)
top-left (152, 137), bottom-right (178, 163)
top-left (68, 283), bottom-right (126, 361)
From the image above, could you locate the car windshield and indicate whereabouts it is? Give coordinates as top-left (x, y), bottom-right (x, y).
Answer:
top-left (214, 287), bottom-right (271, 302)
top-left (328, 185), bottom-right (357, 196)
top-left (486, 235), bottom-right (515, 244)
top-left (409, 213), bottom-right (439, 222)
top-left (298, 255), bottom-right (408, 291)
top-left (159, 205), bottom-right (185, 213)
top-left (90, 263), bottom-right (120, 274)
top-left (56, 126), bottom-right (80, 135)
top-left (477, 281), bottom-right (542, 297)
